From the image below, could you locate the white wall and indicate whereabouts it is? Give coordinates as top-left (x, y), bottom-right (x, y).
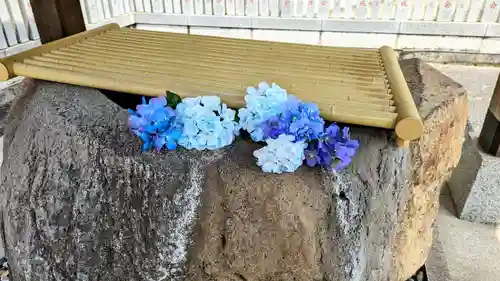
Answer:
top-left (135, 23), bottom-right (500, 54)
top-left (84, 0), bottom-right (500, 22)
top-left (0, 0), bottom-right (40, 58)
top-left (83, 0), bottom-right (500, 53)
top-left (2, 0), bottom-right (500, 57)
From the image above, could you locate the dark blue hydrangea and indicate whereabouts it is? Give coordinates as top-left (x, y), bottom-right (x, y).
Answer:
top-left (304, 123), bottom-right (360, 171)
top-left (128, 96), bottom-right (182, 152)
top-left (259, 95), bottom-right (325, 142)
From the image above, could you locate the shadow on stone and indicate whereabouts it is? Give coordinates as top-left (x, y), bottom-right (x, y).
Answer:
top-left (447, 130), bottom-right (500, 224)
top-left (100, 89), bottom-right (146, 110)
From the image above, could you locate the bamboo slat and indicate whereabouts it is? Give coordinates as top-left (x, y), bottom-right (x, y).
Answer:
top-left (0, 23), bottom-right (424, 145)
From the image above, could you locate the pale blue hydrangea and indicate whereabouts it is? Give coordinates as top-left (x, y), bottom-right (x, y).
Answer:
top-left (253, 134), bottom-right (307, 173)
top-left (238, 82), bottom-right (288, 142)
top-left (176, 96), bottom-right (240, 150)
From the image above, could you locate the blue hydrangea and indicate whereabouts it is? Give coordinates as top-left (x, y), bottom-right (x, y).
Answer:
top-left (304, 123), bottom-right (359, 171)
top-left (128, 96), bottom-right (182, 152)
top-left (260, 95), bottom-right (324, 142)
top-left (253, 134), bottom-right (307, 173)
top-left (176, 96), bottom-right (240, 150)
top-left (238, 82), bottom-right (289, 142)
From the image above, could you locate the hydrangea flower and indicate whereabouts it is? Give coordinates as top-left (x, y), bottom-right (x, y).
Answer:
top-left (253, 134), bottom-right (307, 173)
top-left (128, 96), bottom-right (182, 152)
top-left (304, 123), bottom-right (359, 171)
top-left (260, 95), bottom-right (324, 142)
top-left (176, 96), bottom-right (240, 150)
top-left (238, 82), bottom-right (289, 142)
top-left (333, 126), bottom-right (361, 170)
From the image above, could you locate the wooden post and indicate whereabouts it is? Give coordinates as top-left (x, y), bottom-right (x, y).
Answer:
top-left (29, 0), bottom-right (86, 44)
top-left (478, 73), bottom-right (500, 156)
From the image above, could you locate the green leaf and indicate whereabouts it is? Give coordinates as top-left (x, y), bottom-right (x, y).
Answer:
top-left (166, 91), bottom-right (182, 109)
top-left (332, 159), bottom-right (340, 170)
top-left (234, 110), bottom-right (240, 123)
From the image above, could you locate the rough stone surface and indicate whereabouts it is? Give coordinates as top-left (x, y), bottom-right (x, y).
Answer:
top-left (429, 62), bottom-right (500, 222)
top-left (447, 132), bottom-right (500, 224)
top-left (0, 77), bottom-right (23, 136)
top-left (399, 51), bottom-right (500, 66)
top-left (187, 138), bottom-right (408, 281)
top-left (0, 58), bottom-right (466, 281)
top-left (393, 58), bottom-right (468, 280)
top-left (0, 79), bottom-right (228, 281)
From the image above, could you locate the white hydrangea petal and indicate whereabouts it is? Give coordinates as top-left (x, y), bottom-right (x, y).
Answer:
top-left (253, 134), bottom-right (305, 174)
top-left (258, 81), bottom-right (270, 92)
top-left (247, 86), bottom-right (257, 96)
top-left (201, 96), bottom-right (221, 112)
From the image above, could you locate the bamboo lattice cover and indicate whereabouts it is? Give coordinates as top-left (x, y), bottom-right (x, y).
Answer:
top-left (0, 23), bottom-right (423, 145)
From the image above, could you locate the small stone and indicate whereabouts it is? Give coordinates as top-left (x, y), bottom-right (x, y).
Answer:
top-left (417, 270), bottom-right (425, 281)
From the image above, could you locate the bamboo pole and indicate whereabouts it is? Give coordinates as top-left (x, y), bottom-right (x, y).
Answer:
top-left (99, 31), bottom-right (384, 62)
top-left (44, 50), bottom-right (389, 89)
top-left (55, 46), bottom-right (389, 89)
top-left (379, 46), bottom-right (424, 146)
top-left (22, 58), bottom-right (397, 112)
top-left (76, 39), bottom-right (388, 76)
top-left (10, 61), bottom-right (398, 128)
top-left (37, 51), bottom-right (391, 96)
top-left (117, 28), bottom-right (382, 55)
top-left (0, 23), bottom-right (120, 81)
top-left (0, 26), bottom-right (423, 142)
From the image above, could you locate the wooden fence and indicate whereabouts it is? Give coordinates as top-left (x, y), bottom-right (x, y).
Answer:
top-left (82, 0), bottom-right (500, 53)
top-left (0, 0), bottom-right (39, 57)
top-left (2, 0), bottom-right (500, 58)
top-left (80, 0), bottom-right (500, 22)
